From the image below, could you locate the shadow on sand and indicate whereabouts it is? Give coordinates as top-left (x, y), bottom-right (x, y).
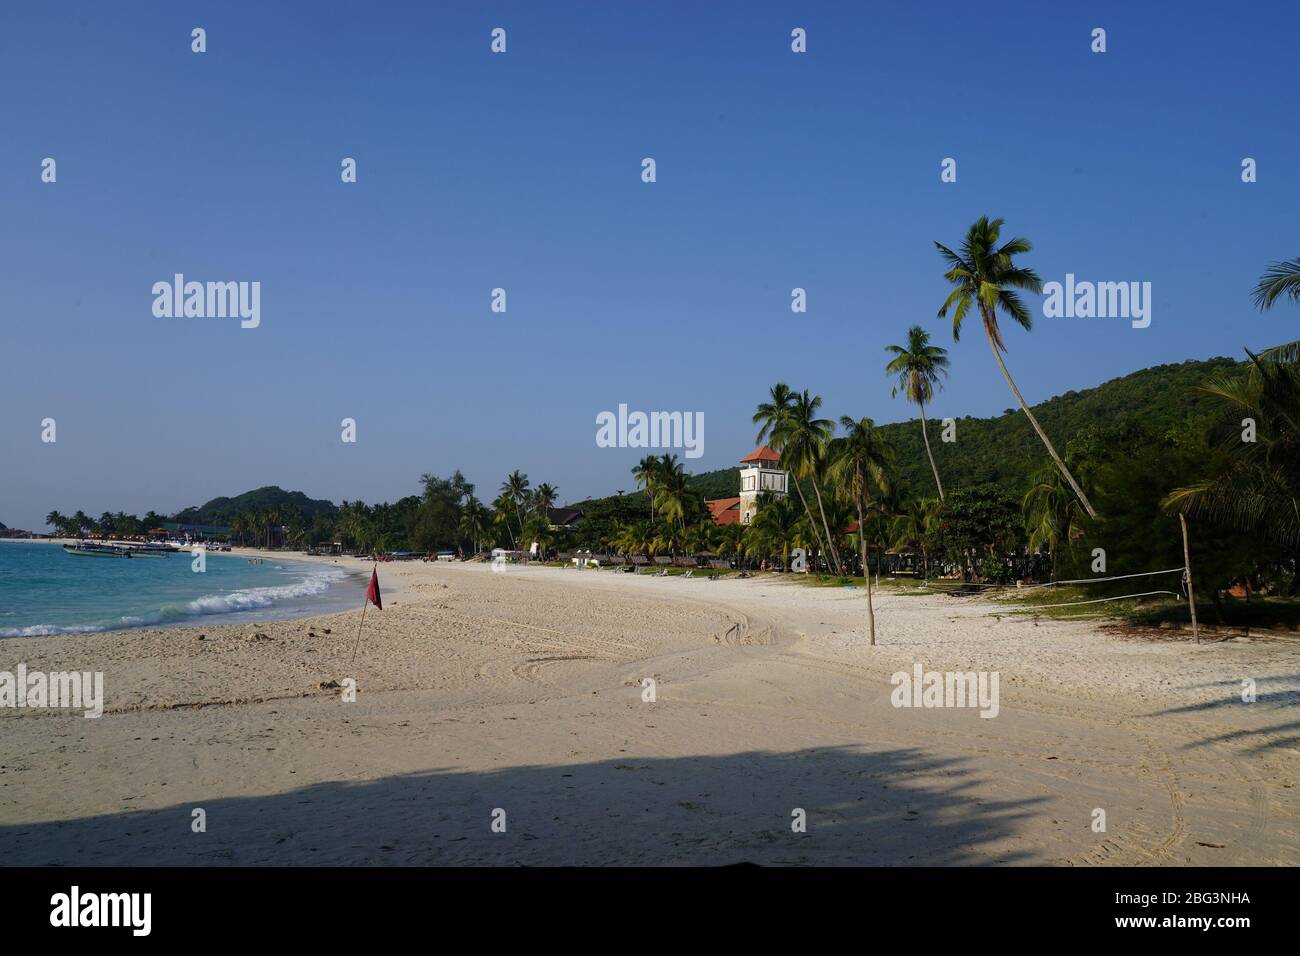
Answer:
top-left (1146, 673), bottom-right (1300, 754)
top-left (2, 745), bottom-right (1047, 865)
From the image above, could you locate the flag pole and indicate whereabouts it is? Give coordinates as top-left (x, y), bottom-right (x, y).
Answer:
top-left (351, 599), bottom-right (368, 662)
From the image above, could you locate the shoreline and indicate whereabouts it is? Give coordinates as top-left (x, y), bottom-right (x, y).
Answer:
top-left (1, 539), bottom-right (379, 638)
top-left (2, 556), bottom-right (1296, 865)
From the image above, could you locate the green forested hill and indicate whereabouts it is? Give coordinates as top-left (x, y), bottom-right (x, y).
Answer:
top-left (173, 486), bottom-right (338, 524)
top-left (679, 355), bottom-right (1244, 502)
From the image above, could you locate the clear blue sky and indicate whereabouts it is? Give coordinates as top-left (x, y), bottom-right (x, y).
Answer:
top-left (2, 1), bottom-right (1297, 532)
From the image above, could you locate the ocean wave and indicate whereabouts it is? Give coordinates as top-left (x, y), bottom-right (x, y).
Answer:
top-left (0, 622), bottom-right (110, 637)
top-left (0, 565), bottom-right (350, 637)
top-left (180, 566), bottom-right (348, 616)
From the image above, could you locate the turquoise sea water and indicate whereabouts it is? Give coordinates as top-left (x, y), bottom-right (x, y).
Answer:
top-left (0, 541), bottom-right (364, 637)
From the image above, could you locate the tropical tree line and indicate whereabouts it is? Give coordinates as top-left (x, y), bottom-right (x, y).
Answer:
top-left (40, 219), bottom-right (1298, 626)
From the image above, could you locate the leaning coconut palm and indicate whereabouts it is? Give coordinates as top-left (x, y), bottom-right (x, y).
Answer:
top-left (1253, 257), bottom-right (1300, 363)
top-left (885, 325), bottom-right (950, 500)
top-left (1163, 350), bottom-right (1300, 549)
top-left (775, 390), bottom-right (843, 574)
top-left (936, 216), bottom-right (1097, 518)
top-left (828, 416), bottom-right (894, 645)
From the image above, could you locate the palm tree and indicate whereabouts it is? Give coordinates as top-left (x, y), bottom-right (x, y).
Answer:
top-left (44, 510), bottom-right (66, 536)
top-left (753, 383), bottom-right (831, 567)
top-left (712, 523), bottom-right (747, 568)
top-left (631, 455), bottom-right (661, 523)
top-left (338, 501), bottom-right (373, 554)
top-left (533, 483), bottom-right (559, 521)
top-left (651, 454), bottom-right (691, 532)
top-left (749, 492), bottom-right (802, 569)
top-left (754, 382), bottom-right (832, 567)
top-left (828, 416), bottom-right (894, 645)
top-left (863, 479), bottom-right (901, 585)
top-left (501, 470), bottom-right (530, 541)
top-left (280, 505), bottom-right (305, 549)
top-left (264, 507), bottom-right (282, 549)
top-left (936, 216), bottom-right (1097, 517)
top-left (753, 383), bottom-right (796, 446)
top-left (885, 325), bottom-right (950, 500)
top-left (682, 520), bottom-right (716, 559)
top-left (459, 499), bottom-right (492, 555)
top-left (1164, 350), bottom-right (1300, 548)
top-left (491, 492), bottom-right (517, 548)
top-left (777, 390), bottom-right (842, 574)
top-left (1022, 462), bottom-right (1086, 570)
top-left (612, 521), bottom-right (650, 560)
top-left (890, 497), bottom-right (940, 580)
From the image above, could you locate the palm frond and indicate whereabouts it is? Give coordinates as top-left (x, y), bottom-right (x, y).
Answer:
top-left (1252, 258), bottom-right (1300, 310)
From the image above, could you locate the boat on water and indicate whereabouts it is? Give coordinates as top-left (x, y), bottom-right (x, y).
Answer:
top-left (63, 542), bottom-right (133, 558)
top-left (111, 542), bottom-right (175, 557)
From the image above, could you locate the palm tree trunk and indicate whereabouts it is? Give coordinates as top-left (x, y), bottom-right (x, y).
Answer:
top-left (810, 481), bottom-right (842, 575)
top-left (790, 479), bottom-right (830, 572)
top-left (857, 500), bottom-right (876, 645)
top-left (917, 398), bottom-right (945, 501)
top-left (984, 328), bottom-right (1098, 518)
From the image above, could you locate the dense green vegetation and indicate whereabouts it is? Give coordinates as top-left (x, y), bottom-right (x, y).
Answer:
top-left (173, 486), bottom-right (338, 526)
top-left (671, 356), bottom-right (1244, 506)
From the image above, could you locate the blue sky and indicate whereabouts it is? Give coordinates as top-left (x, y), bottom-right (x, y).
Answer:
top-left (2, 1), bottom-right (1297, 532)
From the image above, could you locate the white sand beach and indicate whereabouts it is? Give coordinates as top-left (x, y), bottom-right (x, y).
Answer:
top-left (2, 552), bottom-right (1297, 866)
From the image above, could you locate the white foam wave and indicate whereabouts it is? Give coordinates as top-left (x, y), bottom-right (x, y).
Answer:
top-left (0, 565), bottom-right (350, 637)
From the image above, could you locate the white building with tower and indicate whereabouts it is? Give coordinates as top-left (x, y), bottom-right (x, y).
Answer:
top-left (705, 446), bottom-right (788, 527)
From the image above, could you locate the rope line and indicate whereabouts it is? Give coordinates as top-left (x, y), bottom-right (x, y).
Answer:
top-left (996, 590), bottom-right (1183, 612)
top-left (897, 566), bottom-right (1190, 614)
top-left (914, 566), bottom-right (1186, 593)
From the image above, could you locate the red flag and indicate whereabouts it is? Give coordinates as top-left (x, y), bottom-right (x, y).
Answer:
top-left (366, 569), bottom-right (382, 611)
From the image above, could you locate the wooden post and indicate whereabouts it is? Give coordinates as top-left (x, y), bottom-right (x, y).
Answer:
top-left (1179, 512), bottom-right (1199, 645)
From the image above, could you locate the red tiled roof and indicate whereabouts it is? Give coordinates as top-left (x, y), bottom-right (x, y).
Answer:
top-left (740, 446), bottom-right (780, 464)
top-left (705, 497), bottom-right (741, 525)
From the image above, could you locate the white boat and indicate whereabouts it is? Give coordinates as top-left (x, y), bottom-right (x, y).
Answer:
top-left (63, 542), bottom-right (132, 558)
top-left (112, 542), bottom-right (174, 557)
